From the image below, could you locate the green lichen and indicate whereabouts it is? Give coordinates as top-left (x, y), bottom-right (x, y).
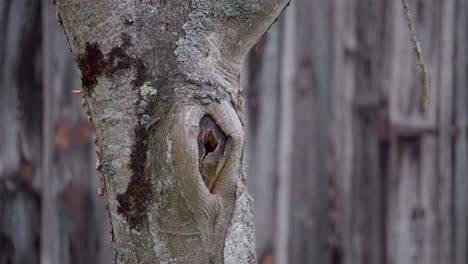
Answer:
top-left (140, 84), bottom-right (158, 97)
top-left (401, 0), bottom-right (430, 110)
top-left (175, 0), bottom-right (261, 63)
top-left (102, 156), bottom-right (114, 180)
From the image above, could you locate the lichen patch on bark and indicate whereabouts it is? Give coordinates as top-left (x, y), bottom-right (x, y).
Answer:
top-left (140, 84), bottom-right (158, 97)
top-left (175, 0), bottom-right (260, 63)
top-left (101, 156), bottom-right (115, 180)
top-left (224, 184), bottom-right (256, 264)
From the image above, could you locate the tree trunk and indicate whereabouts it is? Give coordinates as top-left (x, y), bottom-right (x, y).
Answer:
top-left (55, 0), bottom-right (289, 263)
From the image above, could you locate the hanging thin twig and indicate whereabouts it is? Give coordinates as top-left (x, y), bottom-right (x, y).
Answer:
top-left (401, 0), bottom-right (430, 110)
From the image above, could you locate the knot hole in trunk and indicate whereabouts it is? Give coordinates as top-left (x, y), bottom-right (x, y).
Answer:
top-left (198, 115), bottom-right (232, 193)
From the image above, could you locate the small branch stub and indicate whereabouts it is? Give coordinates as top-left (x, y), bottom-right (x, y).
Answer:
top-left (72, 89), bottom-right (84, 97)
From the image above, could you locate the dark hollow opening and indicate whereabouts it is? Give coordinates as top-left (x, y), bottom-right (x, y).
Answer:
top-left (203, 128), bottom-right (219, 158)
top-left (197, 115), bottom-right (228, 162)
top-left (197, 115), bottom-right (230, 192)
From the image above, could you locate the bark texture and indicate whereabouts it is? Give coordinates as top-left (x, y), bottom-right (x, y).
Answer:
top-left (55, 0), bottom-right (289, 263)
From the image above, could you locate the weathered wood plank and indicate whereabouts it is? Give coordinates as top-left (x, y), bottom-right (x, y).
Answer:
top-left (41, 1), bottom-right (112, 263)
top-left (274, 3), bottom-right (295, 263)
top-left (329, 0), bottom-right (357, 262)
top-left (285, 0), bottom-right (331, 263)
top-left (454, 1), bottom-right (468, 263)
top-left (384, 0), bottom-right (454, 263)
top-left (245, 22), bottom-right (281, 258)
top-left (330, 2), bottom-right (389, 264)
top-left (349, 1), bottom-right (390, 263)
top-left (0, 0), bottom-right (42, 263)
top-left (436, 1), bottom-right (455, 263)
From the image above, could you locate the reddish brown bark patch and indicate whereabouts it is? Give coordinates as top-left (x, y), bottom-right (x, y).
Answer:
top-left (77, 33), bottom-right (149, 95)
top-left (116, 91), bottom-right (157, 229)
top-left (76, 32), bottom-right (152, 229)
top-left (116, 122), bottom-right (152, 229)
top-left (77, 43), bottom-right (105, 94)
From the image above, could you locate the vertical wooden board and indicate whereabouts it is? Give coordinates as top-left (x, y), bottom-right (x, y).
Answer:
top-left (386, 0), bottom-right (437, 125)
top-left (384, 0), bottom-right (454, 263)
top-left (41, 1), bottom-right (112, 263)
top-left (0, 183), bottom-right (41, 264)
top-left (286, 0), bottom-right (331, 263)
top-left (349, 1), bottom-right (388, 263)
top-left (418, 136), bottom-right (438, 264)
top-left (0, 0), bottom-right (42, 263)
top-left (386, 139), bottom-right (424, 264)
top-left (245, 22), bottom-right (281, 258)
top-left (329, 0), bottom-right (357, 263)
top-left (454, 0), bottom-right (468, 263)
top-left (434, 1), bottom-right (455, 263)
top-left (274, 4), bottom-right (295, 264)
top-left (0, 0), bottom-right (19, 176)
top-left (0, 0), bottom-right (41, 177)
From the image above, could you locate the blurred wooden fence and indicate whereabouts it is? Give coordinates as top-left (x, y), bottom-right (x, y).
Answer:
top-left (246, 0), bottom-right (467, 264)
top-left (0, 0), bottom-right (467, 264)
top-left (0, 1), bottom-right (112, 263)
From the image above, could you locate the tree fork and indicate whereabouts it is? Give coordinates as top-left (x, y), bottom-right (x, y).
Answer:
top-left (55, 0), bottom-right (289, 263)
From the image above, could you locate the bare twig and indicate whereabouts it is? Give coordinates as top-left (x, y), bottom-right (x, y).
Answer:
top-left (401, 0), bottom-right (430, 110)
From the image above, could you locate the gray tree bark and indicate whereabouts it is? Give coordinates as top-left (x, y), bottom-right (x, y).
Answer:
top-left (55, 0), bottom-right (289, 263)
